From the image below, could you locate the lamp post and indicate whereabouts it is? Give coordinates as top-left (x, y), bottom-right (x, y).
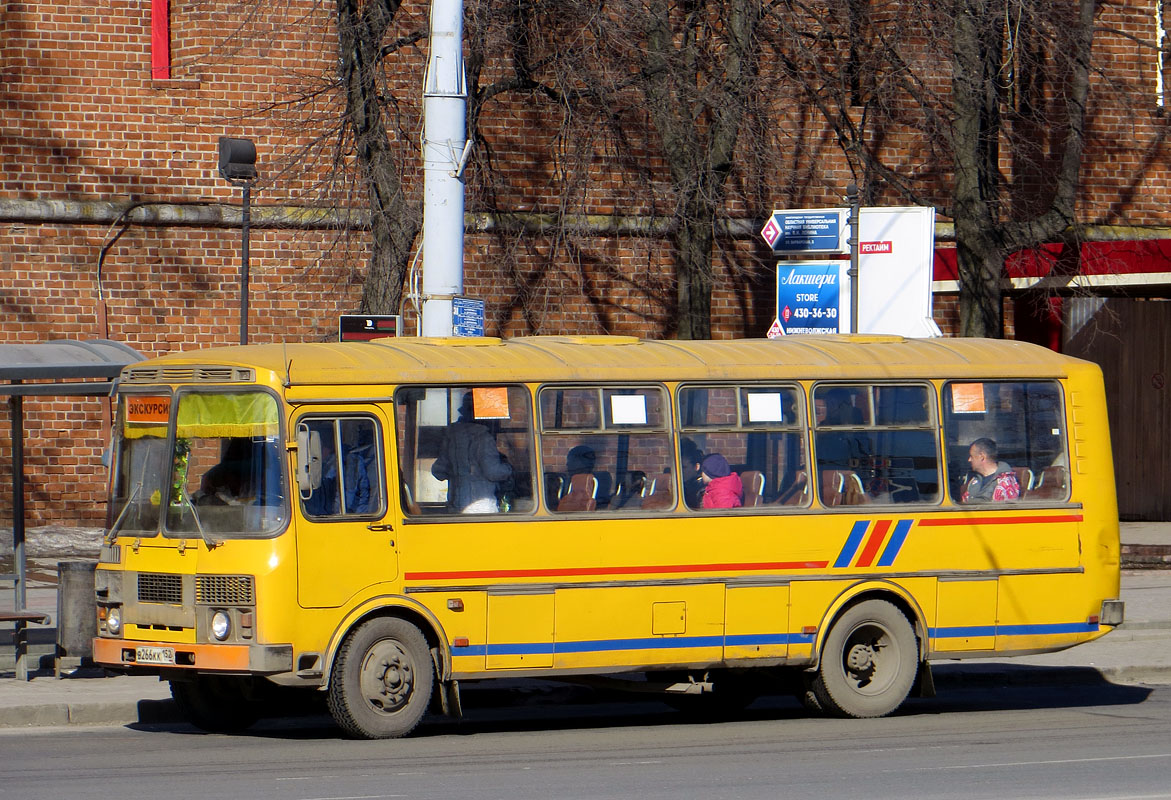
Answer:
top-left (217, 137), bottom-right (258, 345)
top-left (845, 182), bottom-right (861, 334)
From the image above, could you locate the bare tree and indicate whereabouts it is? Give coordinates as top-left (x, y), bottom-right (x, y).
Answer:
top-left (463, 0), bottom-right (767, 339)
top-left (773, 0), bottom-right (1099, 337)
top-left (335, 0), bottom-right (426, 315)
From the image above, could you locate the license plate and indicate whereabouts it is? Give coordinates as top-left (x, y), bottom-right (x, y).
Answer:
top-left (135, 646), bottom-right (175, 665)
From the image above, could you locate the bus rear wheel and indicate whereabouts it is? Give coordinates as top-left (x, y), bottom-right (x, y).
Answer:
top-left (328, 617), bottom-right (434, 739)
top-left (811, 599), bottom-right (918, 718)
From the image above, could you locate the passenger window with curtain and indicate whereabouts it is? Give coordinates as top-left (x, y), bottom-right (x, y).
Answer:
top-left (812, 383), bottom-right (939, 506)
top-left (539, 386), bottom-right (673, 512)
top-left (395, 386), bottom-right (534, 516)
top-left (677, 384), bottom-right (807, 510)
top-left (942, 381), bottom-right (1068, 504)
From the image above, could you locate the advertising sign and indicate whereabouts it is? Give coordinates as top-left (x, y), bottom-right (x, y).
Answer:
top-left (856, 206), bottom-right (940, 337)
top-left (775, 261), bottom-right (850, 335)
top-left (339, 315), bottom-right (400, 341)
top-left (767, 206), bottom-right (940, 338)
top-left (762, 208), bottom-right (849, 254)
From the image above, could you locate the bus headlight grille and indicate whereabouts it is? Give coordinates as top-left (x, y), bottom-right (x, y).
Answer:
top-left (137, 573), bottom-right (182, 604)
top-left (195, 575), bottom-right (255, 605)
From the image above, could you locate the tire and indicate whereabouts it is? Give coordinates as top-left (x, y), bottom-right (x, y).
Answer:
top-left (797, 674), bottom-right (825, 714)
top-left (327, 617), bottom-right (434, 739)
top-left (169, 676), bottom-right (262, 733)
top-left (811, 599), bottom-right (918, 718)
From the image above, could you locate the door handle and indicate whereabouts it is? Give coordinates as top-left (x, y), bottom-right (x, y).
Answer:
top-left (367, 523), bottom-right (394, 532)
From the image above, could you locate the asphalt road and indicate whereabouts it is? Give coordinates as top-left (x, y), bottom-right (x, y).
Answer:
top-left (1, 681), bottom-right (1168, 800)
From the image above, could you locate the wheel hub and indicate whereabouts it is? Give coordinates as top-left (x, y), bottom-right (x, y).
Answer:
top-left (360, 641), bottom-right (414, 713)
top-left (846, 642), bottom-right (875, 675)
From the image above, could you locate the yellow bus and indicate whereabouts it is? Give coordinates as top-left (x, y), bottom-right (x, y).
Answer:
top-left (92, 335), bottom-right (1123, 738)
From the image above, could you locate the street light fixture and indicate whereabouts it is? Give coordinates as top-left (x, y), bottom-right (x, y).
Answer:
top-left (217, 136), bottom-right (258, 345)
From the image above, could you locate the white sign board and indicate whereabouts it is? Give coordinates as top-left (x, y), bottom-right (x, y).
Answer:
top-left (856, 206), bottom-right (940, 337)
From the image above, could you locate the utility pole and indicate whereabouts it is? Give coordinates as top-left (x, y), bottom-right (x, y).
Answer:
top-left (845, 183), bottom-right (860, 334)
top-left (419, 0), bottom-right (470, 337)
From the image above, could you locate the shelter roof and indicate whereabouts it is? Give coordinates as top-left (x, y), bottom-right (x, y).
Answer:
top-left (0, 339), bottom-right (143, 395)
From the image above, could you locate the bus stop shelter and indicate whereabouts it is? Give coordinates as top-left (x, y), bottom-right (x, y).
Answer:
top-left (1, 339), bottom-right (143, 679)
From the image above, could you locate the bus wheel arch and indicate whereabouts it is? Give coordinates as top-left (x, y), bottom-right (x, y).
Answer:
top-left (812, 584), bottom-right (928, 668)
top-left (809, 589), bottom-right (924, 719)
top-left (326, 611), bottom-right (441, 739)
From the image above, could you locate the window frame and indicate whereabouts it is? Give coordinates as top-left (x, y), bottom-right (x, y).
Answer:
top-left (810, 381), bottom-right (942, 507)
top-left (941, 379), bottom-right (1070, 505)
top-left (297, 413), bottom-right (386, 521)
top-left (393, 384), bottom-right (536, 519)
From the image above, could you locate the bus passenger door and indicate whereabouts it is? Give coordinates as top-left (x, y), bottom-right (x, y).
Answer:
top-left (294, 409), bottom-right (397, 609)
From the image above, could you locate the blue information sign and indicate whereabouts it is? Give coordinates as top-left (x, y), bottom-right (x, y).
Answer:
top-left (775, 262), bottom-right (846, 334)
top-left (452, 296), bottom-right (485, 337)
top-left (764, 209), bottom-right (847, 254)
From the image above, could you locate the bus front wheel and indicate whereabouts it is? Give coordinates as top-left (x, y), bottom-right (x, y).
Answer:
top-left (328, 617), bottom-right (434, 739)
top-left (811, 599), bottom-right (918, 718)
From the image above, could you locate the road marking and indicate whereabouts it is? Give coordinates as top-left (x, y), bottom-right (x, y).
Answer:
top-left (897, 752), bottom-right (1171, 772)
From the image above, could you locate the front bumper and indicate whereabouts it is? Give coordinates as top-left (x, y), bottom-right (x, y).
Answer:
top-left (93, 637), bottom-right (293, 673)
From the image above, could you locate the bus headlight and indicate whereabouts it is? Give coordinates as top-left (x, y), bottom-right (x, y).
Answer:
top-left (105, 607), bottom-right (121, 636)
top-left (211, 610), bottom-right (232, 641)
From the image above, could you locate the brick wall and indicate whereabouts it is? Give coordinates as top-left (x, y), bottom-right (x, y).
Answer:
top-left (1, 0), bottom-right (1168, 525)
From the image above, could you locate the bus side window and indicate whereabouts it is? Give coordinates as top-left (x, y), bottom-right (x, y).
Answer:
top-left (677, 384), bottom-right (806, 511)
top-left (301, 416), bottom-right (384, 519)
top-left (395, 385), bottom-right (535, 517)
top-left (540, 386), bottom-right (670, 514)
top-left (942, 381), bottom-right (1069, 504)
top-left (813, 384), bottom-right (938, 506)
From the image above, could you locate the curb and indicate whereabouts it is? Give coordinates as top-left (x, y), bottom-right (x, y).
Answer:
top-left (0, 698), bottom-right (180, 729)
top-left (1121, 544), bottom-right (1171, 569)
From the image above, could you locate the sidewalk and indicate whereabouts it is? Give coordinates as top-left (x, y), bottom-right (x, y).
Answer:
top-left (2, 524), bottom-right (1170, 730)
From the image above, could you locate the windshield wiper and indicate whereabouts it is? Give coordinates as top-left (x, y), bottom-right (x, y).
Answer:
top-left (106, 478), bottom-right (144, 544)
top-left (175, 488), bottom-right (222, 549)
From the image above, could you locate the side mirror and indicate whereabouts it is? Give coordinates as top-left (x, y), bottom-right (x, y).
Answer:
top-left (296, 424), bottom-right (322, 495)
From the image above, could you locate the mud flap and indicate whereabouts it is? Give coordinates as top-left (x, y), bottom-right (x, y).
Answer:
top-left (431, 648), bottom-right (462, 718)
top-left (914, 660), bottom-right (936, 698)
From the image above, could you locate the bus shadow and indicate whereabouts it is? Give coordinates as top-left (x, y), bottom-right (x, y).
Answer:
top-left (131, 668), bottom-right (1157, 740)
top-left (919, 663), bottom-right (1155, 714)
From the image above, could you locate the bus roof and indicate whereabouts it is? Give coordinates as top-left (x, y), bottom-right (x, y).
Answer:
top-left (124, 335), bottom-right (1097, 388)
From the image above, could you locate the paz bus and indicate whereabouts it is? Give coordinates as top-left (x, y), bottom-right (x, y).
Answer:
top-left (92, 335), bottom-right (1124, 738)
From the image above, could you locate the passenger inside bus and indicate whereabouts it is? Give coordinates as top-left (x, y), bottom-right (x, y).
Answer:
top-left (960, 437), bottom-right (1021, 503)
top-left (431, 393), bottom-right (513, 514)
top-left (680, 437), bottom-right (705, 508)
top-left (698, 453), bottom-right (743, 509)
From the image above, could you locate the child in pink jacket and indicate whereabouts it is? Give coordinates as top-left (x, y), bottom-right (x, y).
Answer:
top-left (700, 453), bottom-right (743, 509)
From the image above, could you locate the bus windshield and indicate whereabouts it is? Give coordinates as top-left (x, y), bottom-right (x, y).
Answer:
top-left (110, 390), bottom-right (288, 539)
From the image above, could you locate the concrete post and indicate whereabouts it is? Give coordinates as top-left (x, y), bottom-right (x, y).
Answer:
top-left (420, 0), bottom-right (469, 337)
top-left (56, 560), bottom-right (97, 677)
